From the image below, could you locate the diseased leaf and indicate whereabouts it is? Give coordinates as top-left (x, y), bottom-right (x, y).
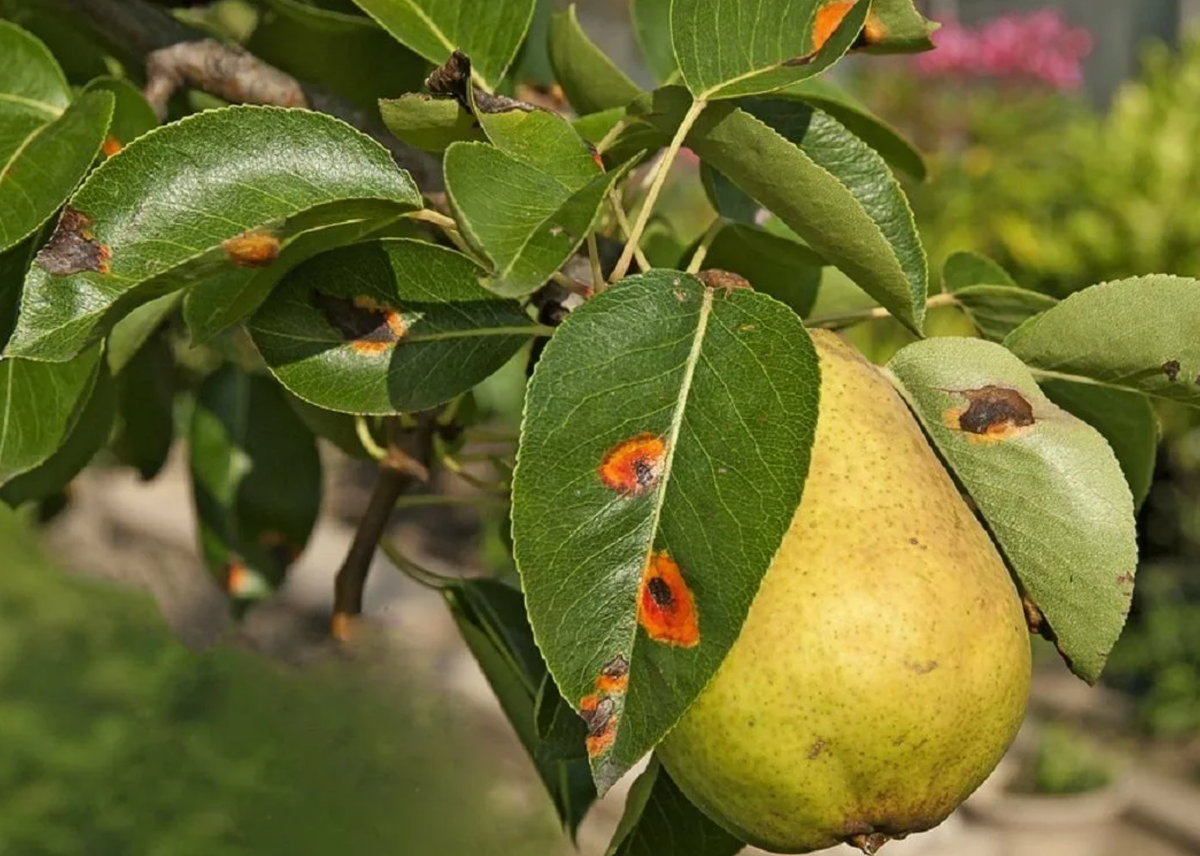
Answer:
top-left (249, 0), bottom-right (428, 111)
top-left (0, 345), bottom-right (102, 485)
top-left (111, 332), bottom-right (176, 482)
top-left (887, 337), bottom-right (1137, 683)
top-left (779, 76), bottom-right (925, 179)
top-left (190, 366), bottom-right (322, 606)
top-left (1, 362), bottom-right (115, 506)
top-left (626, 87), bottom-right (927, 332)
top-left (0, 70), bottom-right (113, 252)
top-left (445, 577), bottom-right (596, 835)
top-left (513, 271), bottom-right (820, 791)
top-left (249, 239), bottom-right (536, 415)
top-left (1004, 275), bottom-right (1200, 408)
top-left (549, 5), bottom-right (641, 115)
top-left (631, 0), bottom-right (677, 84)
top-left (1039, 380), bottom-right (1157, 510)
top-left (859, 0), bottom-right (938, 53)
top-left (693, 223), bottom-right (823, 317)
top-left (446, 136), bottom-right (632, 297)
top-left (606, 757), bottom-right (744, 856)
top-left (671, 0), bottom-right (868, 100)
top-left (349, 0), bottom-right (537, 90)
top-left (379, 94), bottom-right (485, 152)
top-left (79, 76), bottom-right (157, 155)
top-left (6, 106), bottom-right (420, 363)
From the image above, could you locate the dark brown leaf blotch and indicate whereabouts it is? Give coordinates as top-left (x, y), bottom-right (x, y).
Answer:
top-left (956, 386), bottom-right (1035, 436)
top-left (36, 206), bottom-right (110, 276)
top-left (697, 269), bottom-right (752, 297)
top-left (310, 291), bottom-right (406, 354)
top-left (1162, 360), bottom-right (1182, 382)
top-left (425, 49), bottom-right (536, 115)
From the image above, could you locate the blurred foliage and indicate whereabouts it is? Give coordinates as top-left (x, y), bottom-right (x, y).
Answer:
top-left (0, 506), bottom-right (566, 856)
top-left (1016, 724), bottom-right (1115, 795)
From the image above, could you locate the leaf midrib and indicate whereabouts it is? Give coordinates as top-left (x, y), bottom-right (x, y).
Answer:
top-left (0, 91), bottom-right (63, 119)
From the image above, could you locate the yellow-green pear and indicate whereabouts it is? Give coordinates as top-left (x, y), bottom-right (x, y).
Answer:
top-left (657, 331), bottom-right (1031, 854)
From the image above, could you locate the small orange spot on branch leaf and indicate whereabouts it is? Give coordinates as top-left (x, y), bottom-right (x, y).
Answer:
top-left (599, 433), bottom-right (666, 496)
top-left (311, 291), bottom-right (408, 356)
top-left (36, 206), bottom-right (110, 276)
top-left (638, 552), bottom-right (700, 648)
top-left (224, 230), bottom-right (282, 267)
top-left (810, 1), bottom-right (887, 53)
top-left (943, 386), bottom-right (1035, 443)
top-left (102, 135), bottom-right (123, 158)
top-left (581, 693), bottom-right (618, 757)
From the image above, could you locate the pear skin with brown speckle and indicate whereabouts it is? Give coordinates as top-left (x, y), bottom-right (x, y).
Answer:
top-left (658, 331), bottom-right (1030, 854)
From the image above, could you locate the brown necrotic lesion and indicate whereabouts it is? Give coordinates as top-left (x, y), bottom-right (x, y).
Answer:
top-left (36, 206), bottom-right (110, 276)
top-left (943, 386), bottom-right (1036, 442)
top-left (310, 291), bottom-right (408, 355)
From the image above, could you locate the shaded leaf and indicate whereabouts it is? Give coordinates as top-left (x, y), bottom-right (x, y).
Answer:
top-left (286, 394), bottom-right (379, 461)
top-left (1039, 379), bottom-right (1157, 511)
top-left (693, 223), bottom-right (823, 317)
top-left (0, 344), bottom-right (102, 485)
top-left (0, 47), bottom-right (113, 252)
top-left (1004, 275), bottom-right (1200, 408)
top-left (249, 238), bottom-right (536, 415)
top-left (249, 0), bottom-right (429, 111)
top-left (6, 106), bottom-right (421, 363)
top-left (779, 76), bottom-right (925, 179)
top-left (1, 361), bottom-right (115, 506)
top-left (446, 136), bottom-right (632, 297)
top-left (943, 250), bottom-right (1016, 291)
top-left (379, 93), bottom-right (485, 153)
top-left (106, 292), bottom-right (181, 375)
top-left (607, 757), bottom-right (744, 856)
top-left (630, 0), bottom-right (677, 84)
top-left (953, 286), bottom-right (1057, 343)
top-left (510, 0), bottom-right (556, 86)
top-left (80, 76), bottom-right (157, 154)
top-left (534, 671), bottom-right (589, 763)
top-left (111, 332), bottom-right (175, 481)
top-left (189, 365), bottom-right (322, 605)
top-left (700, 165), bottom-right (760, 226)
top-left (445, 577), bottom-right (596, 835)
top-left (887, 337), bottom-right (1137, 683)
top-left (627, 87), bottom-right (926, 332)
top-left (549, 5), bottom-right (641, 115)
top-left (671, 0), bottom-right (868, 100)
top-left (513, 271), bottom-right (820, 790)
top-left (349, 0), bottom-right (537, 91)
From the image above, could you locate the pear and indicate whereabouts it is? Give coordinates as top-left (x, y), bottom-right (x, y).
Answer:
top-left (657, 330), bottom-right (1031, 854)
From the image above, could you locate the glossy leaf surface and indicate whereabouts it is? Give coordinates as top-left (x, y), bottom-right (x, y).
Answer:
top-left (888, 337), bottom-right (1137, 683)
top-left (513, 271), bottom-right (820, 790)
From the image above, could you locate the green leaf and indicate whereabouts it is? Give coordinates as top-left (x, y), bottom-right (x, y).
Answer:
top-left (778, 77), bottom-right (925, 179)
top-left (106, 292), bottom-right (181, 375)
top-left (445, 577), bottom-right (596, 835)
top-left (953, 286), bottom-right (1058, 343)
top-left (0, 344), bottom-right (102, 485)
top-left (1, 361), bottom-right (115, 506)
top-left (1004, 275), bottom-right (1200, 408)
top-left (549, 5), bottom-right (641, 115)
top-left (349, 0), bottom-right (537, 91)
top-left (79, 76), bottom-right (157, 153)
top-left (631, 0), bottom-right (677, 84)
top-left (286, 395), bottom-right (380, 461)
top-left (628, 87), bottom-right (927, 332)
top-left (534, 671), bottom-right (588, 763)
top-left (1039, 380), bottom-right (1157, 510)
top-left (859, 0), bottom-right (938, 53)
top-left (6, 106), bottom-right (421, 363)
top-left (182, 206), bottom-right (408, 344)
top-left (111, 332), bottom-right (175, 481)
top-left (446, 140), bottom-right (631, 298)
top-left (886, 337), bottom-right (1137, 683)
top-left (700, 165), bottom-right (760, 226)
top-left (0, 229), bottom-right (45, 345)
top-left (0, 23), bottom-right (114, 251)
top-left (512, 272), bottom-right (820, 791)
top-left (943, 250), bottom-right (1016, 291)
top-left (671, 0), bottom-right (868, 100)
top-left (248, 239), bottom-right (536, 415)
top-left (189, 365), bottom-right (322, 604)
top-left (606, 757), bottom-right (744, 856)
top-left (249, 0), bottom-right (429, 111)
top-left (379, 94), bottom-right (485, 153)
top-left (693, 223), bottom-right (823, 317)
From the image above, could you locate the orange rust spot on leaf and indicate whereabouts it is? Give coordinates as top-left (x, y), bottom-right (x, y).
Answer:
top-left (102, 135), bottom-right (122, 157)
top-left (311, 291), bottom-right (408, 356)
top-left (224, 230), bottom-right (282, 267)
top-left (596, 654), bottom-right (630, 694)
top-left (224, 557), bottom-right (254, 597)
top-left (944, 386), bottom-right (1035, 443)
top-left (638, 552), bottom-right (700, 648)
top-left (580, 693), bottom-right (618, 757)
top-left (813, 1), bottom-right (857, 51)
top-left (36, 206), bottom-right (110, 275)
top-left (599, 433), bottom-right (666, 496)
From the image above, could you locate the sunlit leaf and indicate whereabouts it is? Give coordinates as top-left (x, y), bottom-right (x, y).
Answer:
top-left (6, 106), bottom-right (421, 362)
top-left (249, 239), bottom-right (536, 415)
top-left (513, 271), bottom-right (819, 790)
top-left (887, 337), bottom-right (1137, 683)
top-left (379, 93), bottom-right (485, 152)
